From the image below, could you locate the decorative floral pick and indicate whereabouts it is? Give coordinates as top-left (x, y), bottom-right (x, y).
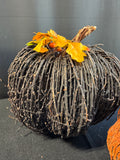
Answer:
top-left (26, 29), bottom-right (90, 63)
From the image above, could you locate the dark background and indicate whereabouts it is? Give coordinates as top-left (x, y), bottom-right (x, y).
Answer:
top-left (0, 0), bottom-right (120, 99)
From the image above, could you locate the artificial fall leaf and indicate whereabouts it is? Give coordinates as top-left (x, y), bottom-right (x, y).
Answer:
top-left (47, 29), bottom-right (68, 47)
top-left (32, 32), bottom-right (48, 41)
top-left (33, 38), bottom-right (49, 53)
top-left (55, 35), bottom-right (68, 48)
top-left (33, 30), bottom-right (57, 41)
top-left (47, 29), bottom-right (57, 38)
top-left (66, 42), bottom-right (88, 62)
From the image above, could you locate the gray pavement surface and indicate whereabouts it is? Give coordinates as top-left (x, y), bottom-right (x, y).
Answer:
top-left (0, 98), bottom-right (118, 160)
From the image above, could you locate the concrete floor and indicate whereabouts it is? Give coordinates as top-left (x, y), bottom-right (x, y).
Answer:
top-left (0, 98), bottom-right (118, 160)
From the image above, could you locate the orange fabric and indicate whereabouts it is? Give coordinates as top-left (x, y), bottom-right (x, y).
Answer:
top-left (107, 109), bottom-right (120, 160)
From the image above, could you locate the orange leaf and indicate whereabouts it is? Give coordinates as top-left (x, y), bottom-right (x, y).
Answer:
top-left (32, 32), bottom-right (49, 41)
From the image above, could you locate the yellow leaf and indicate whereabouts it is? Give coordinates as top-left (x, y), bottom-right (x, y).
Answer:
top-left (48, 29), bottom-right (57, 38)
top-left (66, 42), bottom-right (88, 62)
top-left (47, 30), bottom-right (68, 48)
top-left (33, 43), bottom-right (48, 53)
top-left (55, 35), bottom-right (68, 48)
top-left (33, 38), bottom-right (48, 53)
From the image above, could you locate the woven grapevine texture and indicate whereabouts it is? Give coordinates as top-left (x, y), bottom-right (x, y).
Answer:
top-left (8, 43), bottom-right (120, 138)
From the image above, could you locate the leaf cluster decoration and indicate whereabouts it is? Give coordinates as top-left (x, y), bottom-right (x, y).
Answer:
top-left (26, 29), bottom-right (90, 62)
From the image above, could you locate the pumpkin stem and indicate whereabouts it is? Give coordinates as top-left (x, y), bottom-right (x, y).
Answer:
top-left (72, 26), bottom-right (96, 42)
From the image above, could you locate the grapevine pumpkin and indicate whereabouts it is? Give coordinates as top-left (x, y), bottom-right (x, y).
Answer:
top-left (8, 26), bottom-right (120, 138)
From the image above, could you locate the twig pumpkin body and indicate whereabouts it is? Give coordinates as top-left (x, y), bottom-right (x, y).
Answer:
top-left (8, 27), bottom-right (120, 138)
